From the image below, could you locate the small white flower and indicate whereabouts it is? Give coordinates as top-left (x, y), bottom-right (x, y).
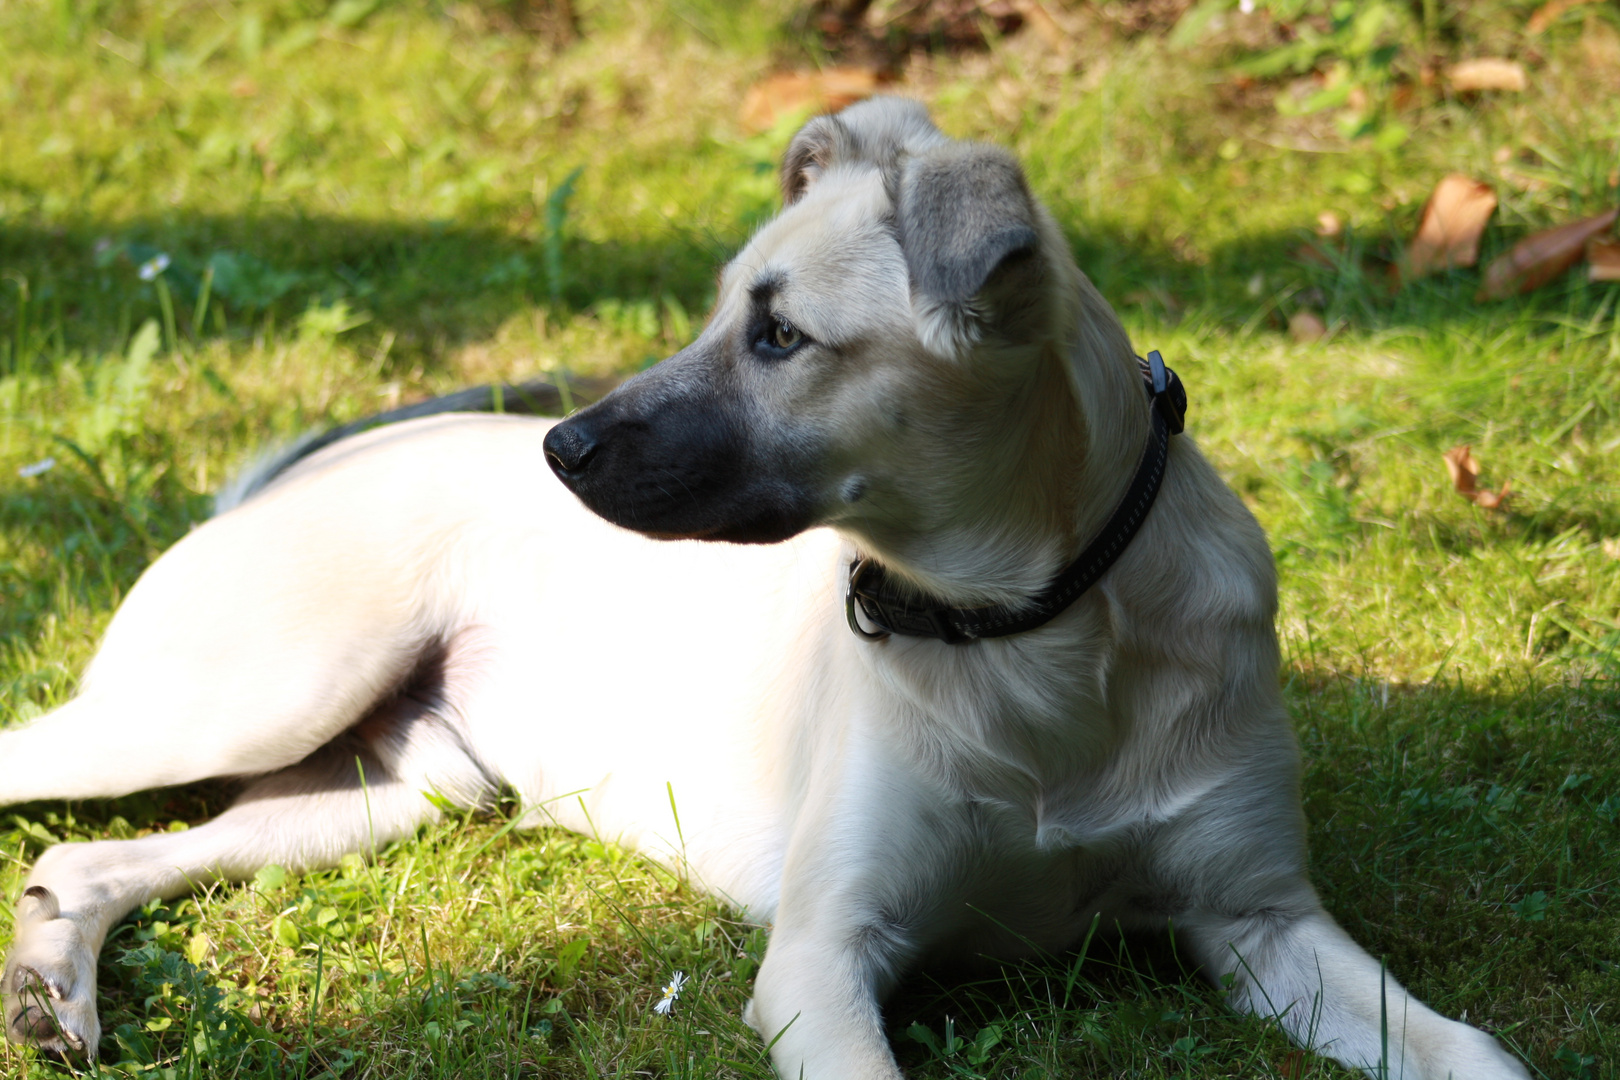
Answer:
top-left (17, 457), bottom-right (56, 478)
top-left (138, 253), bottom-right (171, 281)
top-left (1240, 0), bottom-right (1255, 11)
top-left (652, 970), bottom-right (688, 1016)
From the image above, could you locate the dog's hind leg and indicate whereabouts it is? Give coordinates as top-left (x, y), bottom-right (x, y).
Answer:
top-left (0, 481), bottom-right (447, 807)
top-left (1, 710), bottom-right (482, 1059)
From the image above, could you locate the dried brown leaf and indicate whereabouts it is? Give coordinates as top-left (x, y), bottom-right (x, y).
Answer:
top-left (1294, 241), bottom-right (1340, 270)
top-left (1527, 0), bottom-right (1601, 34)
top-left (1443, 444), bottom-right (1479, 493)
top-left (1443, 445), bottom-right (1512, 509)
top-left (739, 67), bottom-right (881, 134)
top-left (1278, 1050), bottom-right (1309, 1080)
top-left (1010, 0), bottom-right (1068, 51)
top-left (1289, 310), bottom-right (1327, 343)
top-left (1589, 237), bottom-right (1620, 282)
top-left (1402, 175), bottom-right (1497, 283)
top-left (1476, 207), bottom-right (1619, 300)
top-left (1446, 58), bottom-right (1528, 92)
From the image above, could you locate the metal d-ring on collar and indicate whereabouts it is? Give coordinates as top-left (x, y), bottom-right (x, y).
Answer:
top-left (845, 350), bottom-right (1187, 644)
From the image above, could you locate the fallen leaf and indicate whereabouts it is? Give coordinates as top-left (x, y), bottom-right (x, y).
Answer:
top-left (1527, 0), bottom-right (1600, 34)
top-left (1389, 81), bottom-right (1421, 112)
top-left (1294, 241), bottom-right (1339, 270)
top-left (1477, 207), bottom-right (1619, 300)
top-left (1277, 1050), bottom-right (1309, 1080)
top-left (739, 67), bottom-right (881, 134)
top-left (1442, 445), bottom-right (1477, 491)
top-left (1499, 168), bottom-right (1551, 194)
top-left (1403, 175), bottom-right (1497, 283)
top-left (1443, 445), bottom-right (1511, 510)
top-left (1010, 0), bottom-right (1068, 52)
top-left (1446, 58), bottom-right (1528, 93)
top-left (1589, 237), bottom-right (1620, 282)
top-left (1584, 17), bottom-right (1620, 69)
top-left (1289, 310), bottom-right (1327, 343)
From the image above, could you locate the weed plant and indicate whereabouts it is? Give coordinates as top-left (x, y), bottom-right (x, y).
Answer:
top-left (1, 1), bottom-right (1616, 1077)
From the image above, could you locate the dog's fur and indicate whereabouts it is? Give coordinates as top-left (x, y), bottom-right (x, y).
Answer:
top-left (2, 100), bottom-right (1528, 1079)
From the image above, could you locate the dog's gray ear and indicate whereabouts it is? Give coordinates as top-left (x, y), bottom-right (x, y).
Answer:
top-left (781, 114), bottom-right (855, 206)
top-left (781, 98), bottom-right (947, 206)
top-left (895, 142), bottom-right (1042, 357)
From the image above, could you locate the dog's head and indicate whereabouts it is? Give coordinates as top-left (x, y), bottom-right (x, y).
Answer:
top-left (545, 99), bottom-right (1138, 596)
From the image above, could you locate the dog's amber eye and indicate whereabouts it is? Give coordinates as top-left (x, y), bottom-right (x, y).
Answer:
top-left (770, 317), bottom-right (802, 350)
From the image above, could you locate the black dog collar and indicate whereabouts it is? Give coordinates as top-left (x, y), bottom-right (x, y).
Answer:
top-left (845, 351), bottom-right (1186, 644)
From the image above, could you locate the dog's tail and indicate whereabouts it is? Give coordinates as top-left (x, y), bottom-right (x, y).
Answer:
top-left (214, 377), bottom-right (603, 515)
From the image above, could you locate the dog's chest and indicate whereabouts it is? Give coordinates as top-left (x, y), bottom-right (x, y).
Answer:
top-left (926, 795), bottom-right (1139, 959)
top-left (887, 687), bottom-right (1168, 955)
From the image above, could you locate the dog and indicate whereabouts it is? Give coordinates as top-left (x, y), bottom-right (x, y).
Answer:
top-left (2, 98), bottom-right (1529, 1079)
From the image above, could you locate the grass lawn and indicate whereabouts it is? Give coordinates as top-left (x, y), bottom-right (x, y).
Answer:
top-left (1, 1), bottom-right (1616, 1077)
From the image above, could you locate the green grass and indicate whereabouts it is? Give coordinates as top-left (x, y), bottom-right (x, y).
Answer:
top-left (2, 1), bottom-right (1617, 1077)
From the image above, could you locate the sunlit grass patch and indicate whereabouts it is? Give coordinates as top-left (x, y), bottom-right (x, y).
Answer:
top-left (2, 1), bottom-right (1617, 1077)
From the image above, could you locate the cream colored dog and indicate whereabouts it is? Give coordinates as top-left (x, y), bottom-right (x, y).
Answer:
top-left (2, 99), bottom-right (1528, 1079)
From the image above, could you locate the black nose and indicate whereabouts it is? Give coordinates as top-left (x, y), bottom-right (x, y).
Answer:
top-left (544, 421), bottom-right (597, 478)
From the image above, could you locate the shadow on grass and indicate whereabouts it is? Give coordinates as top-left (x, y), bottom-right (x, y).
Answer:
top-left (0, 213), bottom-right (740, 373)
top-left (4, 208), bottom-right (1617, 375)
top-left (885, 673), bottom-right (1619, 1077)
top-left (2, 674), bottom-right (1612, 1077)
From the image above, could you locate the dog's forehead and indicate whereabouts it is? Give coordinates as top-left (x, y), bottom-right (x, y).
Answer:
top-left (720, 168), bottom-right (910, 340)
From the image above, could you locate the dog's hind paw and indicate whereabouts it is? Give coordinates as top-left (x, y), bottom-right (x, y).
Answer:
top-left (3, 888), bottom-right (101, 1058)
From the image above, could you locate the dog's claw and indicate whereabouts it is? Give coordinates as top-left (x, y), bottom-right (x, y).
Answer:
top-left (10, 965), bottom-right (58, 1001)
top-left (3, 899), bottom-right (101, 1058)
top-left (4, 963), bottom-right (93, 1056)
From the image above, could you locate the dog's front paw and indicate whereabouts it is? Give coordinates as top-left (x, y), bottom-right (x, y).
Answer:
top-left (3, 887), bottom-right (101, 1058)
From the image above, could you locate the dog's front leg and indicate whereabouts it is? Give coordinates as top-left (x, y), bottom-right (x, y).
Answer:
top-left (1185, 902), bottom-right (1531, 1080)
top-left (1159, 772), bottom-right (1530, 1080)
top-left (747, 922), bottom-right (903, 1080)
top-left (745, 768), bottom-right (947, 1080)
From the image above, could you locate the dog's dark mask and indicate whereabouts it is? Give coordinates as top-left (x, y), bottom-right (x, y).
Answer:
top-left (543, 341), bottom-right (820, 544)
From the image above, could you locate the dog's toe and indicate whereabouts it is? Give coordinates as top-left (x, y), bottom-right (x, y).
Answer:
top-left (8, 976), bottom-right (64, 1045)
top-left (17, 886), bottom-right (60, 921)
top-left (3, 911), bottom-right (102, 1057)
top-left (4, 964), bottom-right (96, 1056)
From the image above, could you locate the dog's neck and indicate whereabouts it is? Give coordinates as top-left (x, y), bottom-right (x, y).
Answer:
top-left (848, 284), bottom-right (1154, 613)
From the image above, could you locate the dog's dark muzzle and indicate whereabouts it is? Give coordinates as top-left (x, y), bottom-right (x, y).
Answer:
top-left (543, 371), bottom-right (818, 545)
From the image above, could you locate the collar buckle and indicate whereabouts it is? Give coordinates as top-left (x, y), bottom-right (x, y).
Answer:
top-left (845, 558), bottom-right (892, 642)
top-left (1144, 349), bottom-right (1186, 435)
